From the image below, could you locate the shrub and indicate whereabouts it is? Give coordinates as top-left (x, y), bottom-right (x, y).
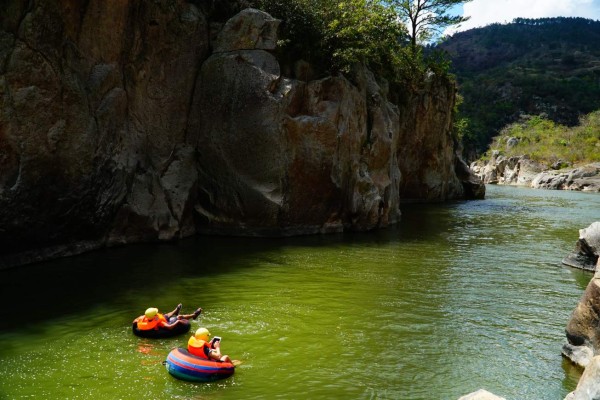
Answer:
top-left (483, 111), bottom-right (600, 164)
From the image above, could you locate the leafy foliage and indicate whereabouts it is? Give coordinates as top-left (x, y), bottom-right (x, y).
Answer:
top-left (254, 0), bottom-right (405, 76)
top-left (252, 0), bottom-right (461, 86)
top-left (388, 0), bottom-right (472, 48)
top-left (438, 17), bottom-right (600, 159)
top-left (484, 111), bottom-right (600, 165)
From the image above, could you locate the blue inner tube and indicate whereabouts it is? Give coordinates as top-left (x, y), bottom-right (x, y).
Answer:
top-left (165, 348), bottom-right (235, 382)
top-left (132, 319), bottom-right (191, 338)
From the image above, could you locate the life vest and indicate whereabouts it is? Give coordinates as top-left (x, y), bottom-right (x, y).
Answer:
top-left (134, 313), bottom-right (167, 331)
top-left (188, 336), bottom-right (212, 359)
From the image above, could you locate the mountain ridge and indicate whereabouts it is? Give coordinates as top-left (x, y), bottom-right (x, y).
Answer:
top-left (439, 17), bottom-right (600, 159)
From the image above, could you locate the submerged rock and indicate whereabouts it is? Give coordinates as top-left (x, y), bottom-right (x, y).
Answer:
top-left (458, 389), bottom-right (506, 400)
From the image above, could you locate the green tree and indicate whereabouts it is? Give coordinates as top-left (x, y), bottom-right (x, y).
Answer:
top-left (389, 0), bottom-right (472, 49)
top-left (255, 0), bottom-right (407, 76)
top-left (325, 0), bottom-right (406, 74)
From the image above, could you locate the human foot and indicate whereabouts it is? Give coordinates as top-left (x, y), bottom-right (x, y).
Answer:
top-left (192, 308), bottom-right (202, 320)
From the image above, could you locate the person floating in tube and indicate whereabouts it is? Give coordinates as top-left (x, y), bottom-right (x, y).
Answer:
top-left (188, 327), bottom-right (232, 363)
top-left (133, 304), bottom-right (202, 331)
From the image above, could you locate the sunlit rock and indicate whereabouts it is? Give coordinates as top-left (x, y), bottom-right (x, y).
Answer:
top-left (564, 355), bottom-right (600, 400)
top-left (458, 389), bottom-right (506, 400)
top-left (563, 222), bottom-right (600, 271)
top-left (564, 263), bottom-right (600, 367)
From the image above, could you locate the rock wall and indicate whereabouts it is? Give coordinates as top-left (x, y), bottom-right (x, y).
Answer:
top-left (0, 2), bottom-right (483, 268)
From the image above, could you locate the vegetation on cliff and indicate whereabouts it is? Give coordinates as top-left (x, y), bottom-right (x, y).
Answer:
top-left (439, 17), bottom-right (600, 158)
top-left (482, 110), bottom-right (600, 166)
top-left (252, 0), bottom-right (463, 86)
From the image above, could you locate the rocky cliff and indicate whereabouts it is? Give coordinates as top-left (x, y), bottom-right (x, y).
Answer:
top-left (0, 1), bottom-right (483, 268)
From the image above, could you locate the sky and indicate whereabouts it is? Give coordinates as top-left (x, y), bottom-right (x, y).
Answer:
top-left (445, 0), bottom-right (600, 35)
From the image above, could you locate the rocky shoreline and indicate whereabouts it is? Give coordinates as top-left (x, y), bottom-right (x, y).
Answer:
top-left (470, 153), bottom-right (600, 192)
top-left (460, 222), bottom-right (600, 400)
top-left (562, 222), bottom-right (600, 399)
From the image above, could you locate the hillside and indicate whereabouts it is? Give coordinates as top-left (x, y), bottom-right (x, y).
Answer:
top-left (439, 17), bottom-right (600, 159)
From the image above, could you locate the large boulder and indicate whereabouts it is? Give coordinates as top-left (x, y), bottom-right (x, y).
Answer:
top-left (471, 154), bottom-right (546, 187)
top-left (187, 21), bottom-right (403, 234)
top-left (531, 164), bottom-right (600, 192)
top-left (563, 222), bottom-right (600, 271)
top-left (563, 259), bottom-right (600, 367)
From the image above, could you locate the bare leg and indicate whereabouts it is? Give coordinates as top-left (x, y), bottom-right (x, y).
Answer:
top-left (220, 355), bottom-right (232, 363)
top-left (164, 303), bottom-right (182, 319)
top-left (177, 307), bottom-right (202, 320)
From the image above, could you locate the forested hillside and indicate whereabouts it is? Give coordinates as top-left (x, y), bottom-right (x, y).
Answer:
top-left (439, 17), bottom-right (600, 159)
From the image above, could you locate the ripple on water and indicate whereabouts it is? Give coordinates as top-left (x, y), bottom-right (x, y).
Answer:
top-left (0, 185), bottom-right (598, 399)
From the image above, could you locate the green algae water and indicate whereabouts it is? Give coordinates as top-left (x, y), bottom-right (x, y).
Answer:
top-left (1, 185), bottom-right (599, 400)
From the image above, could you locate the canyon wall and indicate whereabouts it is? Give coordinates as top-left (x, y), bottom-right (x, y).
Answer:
top-left (0, 1), bottom-right (483, 268)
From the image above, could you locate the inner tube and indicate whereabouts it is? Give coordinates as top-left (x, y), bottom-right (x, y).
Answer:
top-left (132, 319), bottom-right (191, 339)
top-left (165, 348), bottom-right (235, 382)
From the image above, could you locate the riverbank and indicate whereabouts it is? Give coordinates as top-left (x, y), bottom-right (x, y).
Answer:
top-left (471, 153), bottom-right (600, 192)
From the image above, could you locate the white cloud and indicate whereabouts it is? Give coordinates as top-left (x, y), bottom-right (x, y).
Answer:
top-left (446, 0), bottom-right (600, 35)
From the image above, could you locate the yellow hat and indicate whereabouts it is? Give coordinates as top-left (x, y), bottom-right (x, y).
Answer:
top-left (145, 307), bottom-right (158, 318)
top-left (194, 327), bottom-right (211, 341)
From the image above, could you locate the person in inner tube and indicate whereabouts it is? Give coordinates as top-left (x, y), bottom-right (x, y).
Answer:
top-left (188, 327), bottom-right (232, 362)
top-left (134, 304), bottom-right (202, 330)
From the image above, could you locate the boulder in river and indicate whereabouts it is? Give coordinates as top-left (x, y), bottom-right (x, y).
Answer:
top-left (563, 259), bottom-right (600, 368)
top-left (458, 389), bottom-right (506, 400)
top-left (562, 222), bottom-right (600, 271)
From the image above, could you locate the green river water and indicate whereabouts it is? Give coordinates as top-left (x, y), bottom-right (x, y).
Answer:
top-left (1, 185), bottom-right (599, 400)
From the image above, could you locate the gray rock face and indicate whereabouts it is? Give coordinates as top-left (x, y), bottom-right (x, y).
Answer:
top-left (397, 76), bottom-right (475, 201)
top-left (563, 222), bottom-right (600, 271)
top-left (0, 3), bottom-right (483, 267)
top-left (188, 46), bottom-right (402, 234)
top-left (471, 154), bottom-right (546, 186)
top-left (472, 156), bottom-right (600, 192)
top-left (564, 262), bottom-right (600, 367)
top-left (1, 0), bottom-right (209, 267)
top-left (213, 8), bottom-right (280, 52)
top-left (532, 163), bottom-right (600, 192)
top-left (564, 356), bottom-right (600, 400)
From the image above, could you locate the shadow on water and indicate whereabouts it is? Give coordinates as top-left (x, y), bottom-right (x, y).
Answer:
top-left (0, 201), bottom-right (453, 333)
top-left (0, 236), bottom-right (276, 331)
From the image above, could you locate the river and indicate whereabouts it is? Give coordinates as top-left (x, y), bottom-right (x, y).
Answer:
top-left (1, 185), bottom-right (599, 399)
